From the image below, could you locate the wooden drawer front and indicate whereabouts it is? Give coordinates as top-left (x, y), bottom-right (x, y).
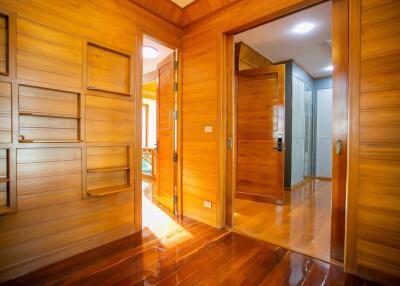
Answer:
top-left (0, 15), bottom-right (7, 74)
top-left (87, 43), bottom-right (130, 95)
top-left (87, 146), bottom-right (128, 170)
top-left (17, 148), bottom-right (82, 210)
top-left (0, 81), bottom-right (11, 143)
top-left (86, 95), bottom-right (133, 143)
top-left (19, 85), bottom-right (80, 143)
top-left (16, 18), bottom-right (82, 88)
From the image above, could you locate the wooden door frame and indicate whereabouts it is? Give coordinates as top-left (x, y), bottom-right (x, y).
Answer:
top-left (221, 0), bottom-right (348, 261)
top-left (134, 30), bottom-right (182, 230)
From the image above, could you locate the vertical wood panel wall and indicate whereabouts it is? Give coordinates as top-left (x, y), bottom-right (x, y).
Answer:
top-left (0, 0), bottom-right (181, 282)
top-left (182, 0), bottom-right (322, 227)
top-left (346, 0), bottom-right (400, 283)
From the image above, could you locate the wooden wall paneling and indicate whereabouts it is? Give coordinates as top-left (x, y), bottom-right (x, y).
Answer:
top-left (0, 0), bottom-right (182, 281)
top-left (0, 14), bottom-right (7, 75)
top-left (85, 94), bottom-right (134, 144)
top-left (182, 28), bottom-right (219, 226)
top-left (182, 0), bottom-right (325, 227)
top-left (16, 17), bottom-right (83, 89)
top-left (345, 0), bottom-right (400, 283)
top-left (0, 81), bottom-right (11, 143)
top-left (18, 85), bottom-right (80, 143)
top-left (331, 0), bottom-right (349, 262)
top-left (86, 42), bottom-right (131, 96)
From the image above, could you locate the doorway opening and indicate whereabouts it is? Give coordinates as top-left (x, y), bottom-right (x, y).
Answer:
top-left (141, 35), bottom-right (179, 233)
top-left (225, 1), bottom-right (342, 263)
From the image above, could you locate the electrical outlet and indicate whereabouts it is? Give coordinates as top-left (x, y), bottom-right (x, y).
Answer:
top-left (203, 201), bottom-right (212, 208)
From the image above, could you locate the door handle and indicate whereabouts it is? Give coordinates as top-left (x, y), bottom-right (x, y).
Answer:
top-left (336, 140), bottom-right (342, 155)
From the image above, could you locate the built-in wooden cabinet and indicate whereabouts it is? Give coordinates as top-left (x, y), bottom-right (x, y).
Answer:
top-left (86, 146), bottom-right (132, 196)
top-left (18, 85), bottom-right (81, 143)
top-left (0, 81), bottom-right (11, 143)
top-left (87, 43), bottom-right (131, 96)
top-left (0, 148), bottom-right (9, 214)
top-left (0, 14), bottom-right (8, 75)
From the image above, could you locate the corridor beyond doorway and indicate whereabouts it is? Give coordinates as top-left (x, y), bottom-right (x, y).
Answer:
top-left (234, 179), bottom-right (331, 262)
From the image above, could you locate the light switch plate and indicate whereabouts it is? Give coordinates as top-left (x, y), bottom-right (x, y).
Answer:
top-left (204, 126), bottom-right (213, 133)
top-left (203, 201), bottom-right (212, 208)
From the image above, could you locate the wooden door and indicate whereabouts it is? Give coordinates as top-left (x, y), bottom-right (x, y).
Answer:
top-left (156, 53), bottom-right (175, 212)
top-left (236, 65), bottom-right (285, 204)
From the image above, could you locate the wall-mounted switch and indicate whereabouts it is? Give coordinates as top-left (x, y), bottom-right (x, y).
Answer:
top-left (203, 201), bottom-right (212, 208)
top-left (204, 126), bottom-right (213, 133)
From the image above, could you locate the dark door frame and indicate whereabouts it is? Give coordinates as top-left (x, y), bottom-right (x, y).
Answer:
top-left (222, 0), bottom-right (348, 262)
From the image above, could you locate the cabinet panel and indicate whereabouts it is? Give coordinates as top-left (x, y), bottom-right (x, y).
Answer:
top-left (16, 18), bottom-right (82, 88)
top-left (0, 81), bottom-right (11, 143)
top-left (18, 85), bottom-right (80, 143)
top-left (0, 15), bottom-right (7, 74)
top-left (87, 43), bottom-right (130, 95)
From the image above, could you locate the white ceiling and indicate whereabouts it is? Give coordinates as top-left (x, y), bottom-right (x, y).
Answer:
top-left (170, 0), bottom-right (195, 7)
top-left (234, 1), bottom-right (332, 78)
top-left (143, 36), bottom-right (174, 74)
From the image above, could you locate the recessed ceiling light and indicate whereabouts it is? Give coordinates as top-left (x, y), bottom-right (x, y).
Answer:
top-left (292, 22), bottom-right (315, 34)
top-left (143, 46), bottom-right (159, 59)
top-left (323, 65), bottom-right (333, 71)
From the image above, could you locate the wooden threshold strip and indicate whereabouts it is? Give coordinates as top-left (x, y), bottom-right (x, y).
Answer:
top-left (87, 185), bottom-right (133, 197)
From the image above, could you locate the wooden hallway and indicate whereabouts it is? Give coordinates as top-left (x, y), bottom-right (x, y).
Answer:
top-left (3, 217), bottom-right (378, 286)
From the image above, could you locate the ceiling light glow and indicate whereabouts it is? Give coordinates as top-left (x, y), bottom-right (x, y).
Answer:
top-left (323, 65), bottom-right (333, 71)
top-left (292, 22), bottom-right (315, 34)
top-left (143, 46), bottom-right (159, 59)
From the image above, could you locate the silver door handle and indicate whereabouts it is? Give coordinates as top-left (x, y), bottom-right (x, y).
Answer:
top-left (336, 140), bottom-right (342, 155)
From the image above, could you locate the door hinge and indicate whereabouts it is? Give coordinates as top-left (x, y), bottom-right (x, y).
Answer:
top-left (173, 152), bottom-right (178, 162)
top-left (173, 195), bottom-right (178, 204)
top-left (173, 110), bottom-right (178, 120)
top-left (174, 82), bottom-right (178, 92)
top-left (174, 61), bottom-right (179, 70)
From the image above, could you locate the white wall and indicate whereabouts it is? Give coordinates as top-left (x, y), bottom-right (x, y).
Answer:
top-left (316, 88), bottom-right (332, 178)
top-left (291, 76), bottom-right (306, 186)
top-left (143, 98), bottom-right (157, 148)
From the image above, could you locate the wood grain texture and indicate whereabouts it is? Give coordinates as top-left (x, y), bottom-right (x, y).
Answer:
top-left (331, 0), bottom-right (348, 262)
top-left (234, 179), bottom-right (332, 263)
top-left (0, 81), bottom-right (11, 143)
top-left (156, 54), bottom-right (175, 212)
top-left (345, 0), bottom-right (400, 283)
top-left (182, 0), bottom-right (324, 228)
top-left (0, 15), bottom-right (7, 75)
top-left (0, 0), bottom-right (182, 282)
top-left (182, 0), bottom-right (243, 27)
top-left (236, 66), bottom-right (285, 204)
top-left (2, 216), bottom-right (379, 286)
top-left (235, 41), bottom-right (273, 71)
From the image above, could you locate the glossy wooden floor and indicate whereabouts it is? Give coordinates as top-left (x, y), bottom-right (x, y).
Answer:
top-left (4, 181), bottom-right (378, 286)
top-left (234, 179), bottom-right (332, 262)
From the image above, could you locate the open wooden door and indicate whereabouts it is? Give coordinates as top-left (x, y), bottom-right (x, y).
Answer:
top-left (156, 53), bottom-right (175, 212)
top-left (236, 65), bottom-right (285, 204)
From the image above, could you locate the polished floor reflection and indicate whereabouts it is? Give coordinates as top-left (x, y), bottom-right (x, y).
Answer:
top-left (4, 215), bottom-right (378, 286)
top-left (234, 179), bottom-right (332, 262)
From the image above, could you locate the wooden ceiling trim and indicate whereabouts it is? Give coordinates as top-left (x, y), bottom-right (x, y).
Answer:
top-left (143, 70), bottom-right (157, 83)
top-left (127, 0), bottom-right (244, 28)
top-left (128, 0), bottom-right (184, 27)
top-left (182, 0), bottom-right (244, 27)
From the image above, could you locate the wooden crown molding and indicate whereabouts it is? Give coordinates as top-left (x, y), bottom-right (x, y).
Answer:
top-left (128, 0), bottom-right (244, 28)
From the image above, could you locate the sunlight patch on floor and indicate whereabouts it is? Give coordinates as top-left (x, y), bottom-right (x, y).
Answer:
top-left (142, 181), bottom-right (192, 242)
